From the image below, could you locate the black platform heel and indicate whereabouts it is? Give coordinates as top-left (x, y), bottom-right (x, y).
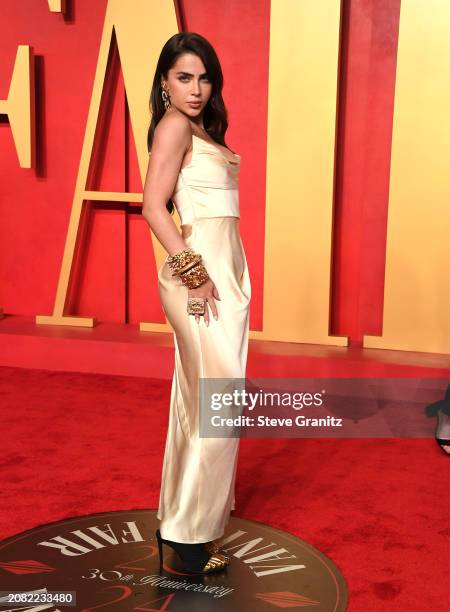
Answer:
top-left (155, 529), bottom-right (229, 574)
top-left (425, 385), bottom-right (450, 456)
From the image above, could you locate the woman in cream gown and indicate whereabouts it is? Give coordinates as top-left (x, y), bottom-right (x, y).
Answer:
top-left (156, 132), bottom-right (251, 544)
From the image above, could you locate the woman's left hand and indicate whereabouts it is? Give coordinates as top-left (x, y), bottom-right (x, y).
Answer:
top-left (187, 278), bottom-right (221, 325)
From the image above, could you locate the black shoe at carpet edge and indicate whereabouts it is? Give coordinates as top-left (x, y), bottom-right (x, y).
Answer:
top-left (155, 529), bottom-right (230, 574)
top-left (425, 385), bottom-right (450, 456)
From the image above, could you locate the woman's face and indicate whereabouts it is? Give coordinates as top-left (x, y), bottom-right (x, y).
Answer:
top-left (162, 52), bottom-right (212, 117)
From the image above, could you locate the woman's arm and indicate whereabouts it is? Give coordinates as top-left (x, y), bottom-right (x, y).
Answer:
top-left (142, 111), bottom-right (220, 325)
top-left (142, 112), bottom-right (191, 256)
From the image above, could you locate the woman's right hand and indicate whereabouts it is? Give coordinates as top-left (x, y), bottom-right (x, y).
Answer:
top-left (187, 278), bottom-right (221, 325)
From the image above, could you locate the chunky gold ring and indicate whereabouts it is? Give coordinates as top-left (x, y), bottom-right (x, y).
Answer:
top-left (187, 297), bottom-right (206, 316)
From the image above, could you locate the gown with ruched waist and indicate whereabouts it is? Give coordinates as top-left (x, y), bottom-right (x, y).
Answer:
top-left (156, 134), bottom-right (251, 543)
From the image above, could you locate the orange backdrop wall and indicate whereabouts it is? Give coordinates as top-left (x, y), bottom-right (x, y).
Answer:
top-left (0, 0), bottom-right (401, 343)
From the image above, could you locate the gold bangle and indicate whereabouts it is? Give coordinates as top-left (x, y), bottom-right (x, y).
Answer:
top-left (172, 254), bottom-right (202, 277)
top-left (179, 263), bottom-right (209, 289)
top-left (167, 247), bottom-right (198, 275)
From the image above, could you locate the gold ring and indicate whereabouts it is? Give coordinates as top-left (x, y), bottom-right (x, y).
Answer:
top-left (187, 297), bottom-right (205, 316)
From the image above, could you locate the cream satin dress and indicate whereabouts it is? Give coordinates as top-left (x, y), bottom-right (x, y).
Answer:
top-left (156, 134), bottom-right (251, 543)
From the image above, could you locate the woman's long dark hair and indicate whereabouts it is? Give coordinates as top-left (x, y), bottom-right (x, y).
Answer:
top-left (147, 32), bottom-right (230, 215)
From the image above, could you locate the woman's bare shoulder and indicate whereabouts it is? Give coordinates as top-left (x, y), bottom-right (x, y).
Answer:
top-left (154, 109), bottom-right (192, 151)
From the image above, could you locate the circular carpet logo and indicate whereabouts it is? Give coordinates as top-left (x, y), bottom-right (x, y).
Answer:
top-left (0, 510), bottom-right (348, 611)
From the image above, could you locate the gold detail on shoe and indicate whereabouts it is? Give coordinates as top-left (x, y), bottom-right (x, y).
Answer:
top-left (202, 552), bottom-right (230, 573)
top-left (205, 541), bottom-right (230, 562)
top-left (205, 540), bottom-right (220, 554)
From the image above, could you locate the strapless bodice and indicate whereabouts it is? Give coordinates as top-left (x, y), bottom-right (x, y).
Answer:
top-left (171, 135), bottom-right (241, 226)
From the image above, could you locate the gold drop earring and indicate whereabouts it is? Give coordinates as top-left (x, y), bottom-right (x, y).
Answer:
top-left (161, 82), bottom-right (171, 110)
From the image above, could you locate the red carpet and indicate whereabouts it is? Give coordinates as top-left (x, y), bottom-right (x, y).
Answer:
top-left (0, 365), bottom-right (447, 611)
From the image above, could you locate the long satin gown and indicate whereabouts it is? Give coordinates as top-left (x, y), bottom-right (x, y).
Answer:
top-left (156, 134), bottom-right (251, 543)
